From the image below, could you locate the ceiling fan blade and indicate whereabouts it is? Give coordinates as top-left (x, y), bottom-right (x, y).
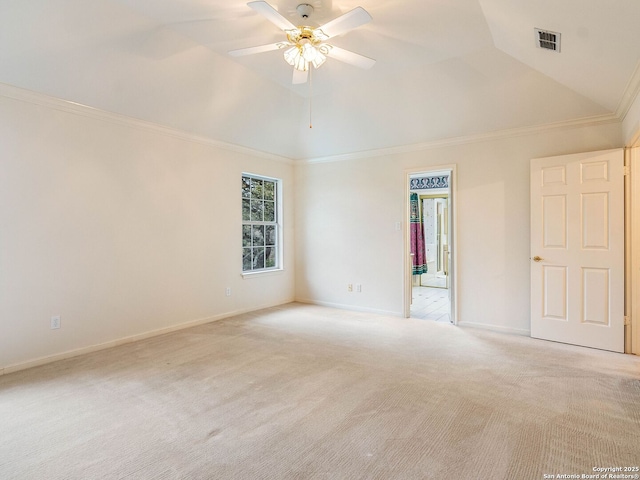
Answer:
top-left (247, 1), bottom-right (297, 31)
top-left (317, 7), bottom-right (372, 38)
top-left (327, 46), bottom-right (376, 69)
top-left (229, 42), bottom-right (285, 56)
top-left (292, 69), bottom-right (308, 84)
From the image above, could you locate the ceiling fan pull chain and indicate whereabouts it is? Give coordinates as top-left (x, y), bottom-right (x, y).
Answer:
top-left (309, 66), bottom-right (313, 129)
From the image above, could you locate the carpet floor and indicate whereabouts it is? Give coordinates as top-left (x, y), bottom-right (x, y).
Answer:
top-left (1, 303), bottom-right (639, 479)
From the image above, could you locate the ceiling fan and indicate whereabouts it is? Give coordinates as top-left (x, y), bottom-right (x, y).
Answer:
top-left (229, 1), bottom-right (376, 84)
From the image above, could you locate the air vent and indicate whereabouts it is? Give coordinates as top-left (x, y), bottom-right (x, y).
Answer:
top-left (535, 28), bottom-right (561, 52)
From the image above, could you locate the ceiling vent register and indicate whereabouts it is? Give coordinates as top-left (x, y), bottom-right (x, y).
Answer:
top-left (535, 28), bottom-right (561, 52)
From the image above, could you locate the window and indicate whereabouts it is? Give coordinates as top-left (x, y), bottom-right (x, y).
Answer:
top-left (242, 174), bottom-right (280, 272)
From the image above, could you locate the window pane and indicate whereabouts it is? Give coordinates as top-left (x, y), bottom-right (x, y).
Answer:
top-left (251, 200), bottom-right (263, 221)
top-left (251, 179), bottom-right (264, 199)
top-left (242, 225), bottom-right (252, 247)
top-left (242, 199), bottom-right (251, 221)
top-left (264, 201), bottom-right (275, 222)
top-left (242, 177), bottom-right (251, 198)
top-left (253, 247), bottom-right (265, 269)
top-left (242, 174), bottom-right (280, 273)
top-left (265, 247), bottom-right (276, 268)
top-left (264, 181), bottom-right (275, 201)
top-left (243, 248), bottom-right (252, 271)
top-left (265, 225), bottom-right (276, 246)
top-left (252, 225), bottom-right (264, 246)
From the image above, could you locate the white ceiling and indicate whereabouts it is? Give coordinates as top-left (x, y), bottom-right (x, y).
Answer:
top-left (1, 0), bottom-right (639, 160)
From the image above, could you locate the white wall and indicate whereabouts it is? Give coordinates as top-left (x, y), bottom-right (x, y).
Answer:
top-left (1, 84), bottom-right (633, 373)
top-left (294, 123), bottom-right (622, 334)
top-left (621, 87), bottom-right (640, 353)
top-left (623, 87), bottom-right (640, 146)
top-left (0, 89), bottom-right (295, 372)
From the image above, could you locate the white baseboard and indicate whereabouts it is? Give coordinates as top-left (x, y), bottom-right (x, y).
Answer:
top-left (295, 298), bottom-right (402, 317)
top-left (2, 300), bottom-right (293, 376)
top-left (457, 321), bottom-right (530, 337)
top-left (2, 302), bottom-right (530, 376)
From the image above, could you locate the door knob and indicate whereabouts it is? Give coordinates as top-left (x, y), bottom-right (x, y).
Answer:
top-left (533, 256), bottom-right (543, 262)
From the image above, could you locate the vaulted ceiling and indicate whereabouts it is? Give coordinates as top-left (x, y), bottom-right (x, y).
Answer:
top-left (1, 0), bottom-right (639, 160)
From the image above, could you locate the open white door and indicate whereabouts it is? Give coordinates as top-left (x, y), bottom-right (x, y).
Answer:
top-left (530, 149), bottom-right (624, 352)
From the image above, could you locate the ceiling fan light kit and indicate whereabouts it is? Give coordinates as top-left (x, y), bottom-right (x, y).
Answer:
top-left (229, 1), bottom-right (375, 84)
top-left (283, 26), bottom-right (330, 71)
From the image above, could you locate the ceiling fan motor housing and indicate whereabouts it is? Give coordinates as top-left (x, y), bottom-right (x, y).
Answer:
top-left (296, 4), bottom-right (314, 19)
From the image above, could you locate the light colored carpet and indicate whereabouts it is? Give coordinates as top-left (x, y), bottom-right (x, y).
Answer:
top-left (1, 303), bottom-right (639, 479)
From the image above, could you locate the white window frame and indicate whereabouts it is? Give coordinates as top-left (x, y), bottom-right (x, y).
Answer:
top-left (241, 173), bottom-right (282, 274)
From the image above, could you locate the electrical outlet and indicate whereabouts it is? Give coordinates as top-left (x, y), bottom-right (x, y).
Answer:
top-left (50, 315), bottom-right (61, 329)
top-left (356, 284), bottom-right (362, 293)
top-left (225, 287), bottom-right (232, 296)
top-left (348, 284), bottom-right (353, 292)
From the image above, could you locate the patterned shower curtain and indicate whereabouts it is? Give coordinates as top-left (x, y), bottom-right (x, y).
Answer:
top-left (410, 193), bottom-right (428, 275)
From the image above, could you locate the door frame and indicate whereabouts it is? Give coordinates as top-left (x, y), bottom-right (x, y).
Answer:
top-left (629, 145), bottom-right (640, 354)
top-left (420, 194), bottom-right (449, 281)
top-left (404, 165), bottom-right (458, 323)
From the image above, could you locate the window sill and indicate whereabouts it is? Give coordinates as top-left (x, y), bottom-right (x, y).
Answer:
top-left (241, 268), bottom-right (285, 279)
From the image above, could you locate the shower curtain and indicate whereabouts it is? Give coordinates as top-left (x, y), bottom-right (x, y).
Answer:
top-left (410, 193), bottom-right (428, 275)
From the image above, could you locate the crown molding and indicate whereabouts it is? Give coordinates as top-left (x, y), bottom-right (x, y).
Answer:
top-left (300, 61), bottom-right (640, 165)
top-left (2, 77), bottom-right (636, 167)
top-left (616, 60), bottom-right (640, 121)
top-left (0, 82), bottom-right (294, 165)
top-left (301, 112), bottom-right (621, 164)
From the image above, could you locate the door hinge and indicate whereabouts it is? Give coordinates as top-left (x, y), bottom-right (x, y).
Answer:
top-left (624, 315), bottom-right (630, 326)
top-left (623, 165), bottom-right (630, 176)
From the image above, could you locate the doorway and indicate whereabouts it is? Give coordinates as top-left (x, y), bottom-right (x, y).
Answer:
top-left (420, 195), bottom-right (449, 289)
top-left (405, 167), bottom-right (457, 323)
